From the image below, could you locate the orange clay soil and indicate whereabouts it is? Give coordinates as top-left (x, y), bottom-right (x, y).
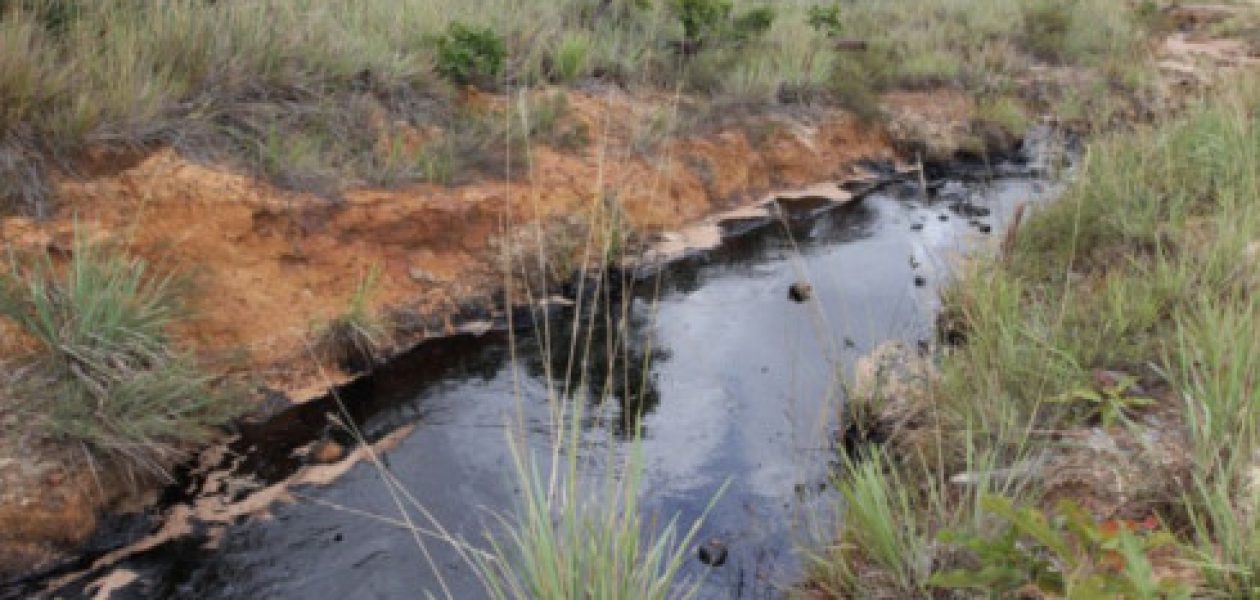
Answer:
top-left (0, 87), bottom-right (970, 579)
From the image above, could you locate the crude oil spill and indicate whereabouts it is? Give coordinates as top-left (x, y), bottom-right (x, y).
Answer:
top-left (46, 168), bottom-right (1056, 600)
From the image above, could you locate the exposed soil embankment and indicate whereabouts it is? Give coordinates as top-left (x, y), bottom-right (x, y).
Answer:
top-left (0, 87), bottom-right (981, 583)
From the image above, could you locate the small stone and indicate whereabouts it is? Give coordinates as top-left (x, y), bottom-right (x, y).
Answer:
top-left (910, 222), bottom-right (924, 231)
top-left (913, 275), bottom-right (927, 287)
top-left (698, 539), bottom-right (728, 567)
top-left (788, 281), bottom-right (813, 303)
top-left (978, 224), bottom-right (992, 234)
top-left (938, 214), bottom-right (949, 222)
top-left (310, 440), bottom-right (346, 464)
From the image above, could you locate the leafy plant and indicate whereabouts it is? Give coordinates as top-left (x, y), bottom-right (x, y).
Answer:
top-left (1050, 371), bottom-right (1153, 428)
top-left (931, 495), bottom-right (1191, 599)
top-left (434, 21), bottom-right (507, 87)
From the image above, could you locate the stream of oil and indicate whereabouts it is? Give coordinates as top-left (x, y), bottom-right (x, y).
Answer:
top-left (30, 140), bottom-right (1067, 600)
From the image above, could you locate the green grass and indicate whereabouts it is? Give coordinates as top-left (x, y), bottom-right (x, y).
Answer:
top-left (0, 0), bottom-right (1172, 213)
top-left (814, 79), bottom-right (1260, 598)
top-left (316, 265), bottom-right (392, 373)
top-left (0, 235), bottom-right (235, 472)
top-left (802, 452), bottom-right (934, 596)
top-left (469, 429), bottom-right (720, 600)
top-left (815, 0), bottom-right (1154, 117)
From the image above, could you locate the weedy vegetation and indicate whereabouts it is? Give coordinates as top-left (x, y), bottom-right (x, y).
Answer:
top-left (808, 79), bottom-right (1260, 598)
top-left (0, 0), bottom-right (1168, 213)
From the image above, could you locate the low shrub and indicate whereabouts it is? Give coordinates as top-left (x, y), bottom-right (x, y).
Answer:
top-left (434, 22), bottom-right (507, 88)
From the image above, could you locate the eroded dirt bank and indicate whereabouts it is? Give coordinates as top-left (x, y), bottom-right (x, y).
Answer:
top-left (0, 87), bottom-right (960, 583)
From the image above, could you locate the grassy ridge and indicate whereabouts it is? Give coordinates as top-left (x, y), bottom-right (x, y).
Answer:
top-left (0, 0), bottom-right (1159, 213)
top-left (808, 80), bottom-right (1260, 598)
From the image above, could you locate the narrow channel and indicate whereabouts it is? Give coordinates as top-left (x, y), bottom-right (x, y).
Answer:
top-left (44, 139), bottom-right (1066, 599)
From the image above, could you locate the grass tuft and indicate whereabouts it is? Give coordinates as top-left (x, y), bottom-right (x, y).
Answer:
top-left (316, 265), bottom-right (391, 373)
top-left (0, 234), bottom-right (234, 472)
top-left (470, 432), bottom-right (721, 600)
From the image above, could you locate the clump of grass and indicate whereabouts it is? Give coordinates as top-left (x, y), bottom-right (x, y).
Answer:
top-left (316, 266), bottom-right (391, 373)
top-left (470, 432), bottom-right (721, 600)
top-left (1177, 299), bottom-right (1260, 596)
top-left (550, 31), bottom-right (593, 84)
top-left (0, 235), bottom-right (233, 472)
top-left (974, 94), bottom-right (1031, 139)
top-left (463, 186), bottom-right (721, 599)
top-left (804, 451), bottom-right (933, 597)
top-left (517, 90), bottom-right (590, 151)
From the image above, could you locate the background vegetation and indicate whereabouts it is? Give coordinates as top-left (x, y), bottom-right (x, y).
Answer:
top-left (0, 0), bottom-right (1159, 214)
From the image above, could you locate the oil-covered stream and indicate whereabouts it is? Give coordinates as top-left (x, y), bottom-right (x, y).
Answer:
top-left (32, 141), bottom-right (1066, 599)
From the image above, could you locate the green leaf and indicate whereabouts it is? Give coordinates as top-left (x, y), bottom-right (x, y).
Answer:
top-left (984, 495), bottom-right (1074, 562)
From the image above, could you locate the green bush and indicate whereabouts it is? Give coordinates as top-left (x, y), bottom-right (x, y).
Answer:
top-left (806, 3), bottom-right (843, 37)
top-left (669, 0), bottom-right (774, 48)
top-left (730, 5), bottom-right (775, 43)
top-left (672, 0), bottom-right (731, 45)
top-left (827, 41), bottom-right (900, 122)
top-left (434, 21), bottom-right (507, 87)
